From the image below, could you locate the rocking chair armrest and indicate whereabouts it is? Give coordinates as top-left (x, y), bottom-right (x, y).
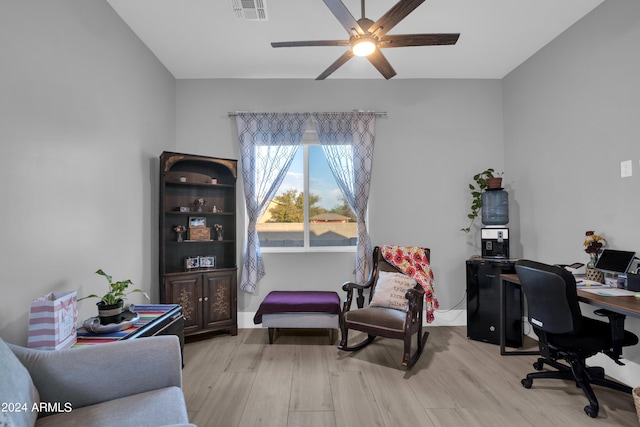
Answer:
top-left (405, 286), bottom-right (425, 314)
top-left (342, 281), bottom-right (370, 293)
top-left (341, 280), bottom-right (374, 311)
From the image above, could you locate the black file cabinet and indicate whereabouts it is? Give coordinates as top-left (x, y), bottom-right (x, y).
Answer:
top-left (466, 258), bottom-right (522, 347)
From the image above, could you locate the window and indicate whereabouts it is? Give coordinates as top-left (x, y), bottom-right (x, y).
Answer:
top-left (256, 129), bottom-right (357, 250)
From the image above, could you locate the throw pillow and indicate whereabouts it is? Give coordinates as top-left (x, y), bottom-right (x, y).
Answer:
top-left (370, 271), bottom-right (417, 312)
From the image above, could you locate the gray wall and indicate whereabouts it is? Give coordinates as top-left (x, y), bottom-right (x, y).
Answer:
top-left (176, 78), bottom-right (504, 325)
top-left (0, 0), bottom-right (176, 344)
top-left (504, 0), bottom-right (640, 384)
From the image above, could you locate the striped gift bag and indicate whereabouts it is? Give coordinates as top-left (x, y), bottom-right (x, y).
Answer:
top-left (28, 291), bottom-right (78, 350)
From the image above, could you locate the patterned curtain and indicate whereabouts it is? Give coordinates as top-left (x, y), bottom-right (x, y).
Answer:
top-left (312, 112), bottom-right (376, 284)
top-left (236, 113), bottom-right (309, 292)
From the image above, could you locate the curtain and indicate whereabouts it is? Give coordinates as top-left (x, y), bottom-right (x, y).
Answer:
top-left (312, 112), bottom-right (376, 284)
top-left (236, 113), bottom-right (309, 292)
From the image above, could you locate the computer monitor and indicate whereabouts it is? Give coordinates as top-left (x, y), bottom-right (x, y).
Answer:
top-left (594, 249), bottom-right (636, 275)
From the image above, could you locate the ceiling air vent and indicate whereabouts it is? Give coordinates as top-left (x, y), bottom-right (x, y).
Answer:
top-left (231, 0), bottom-right (268, 21)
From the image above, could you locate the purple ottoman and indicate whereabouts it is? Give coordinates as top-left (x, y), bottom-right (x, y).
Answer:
top-left (253, 291), bottom-right (341, 344)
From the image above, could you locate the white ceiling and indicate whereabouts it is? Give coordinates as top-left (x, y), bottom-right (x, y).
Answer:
top-left (106, 0), bottom-right (604, 80)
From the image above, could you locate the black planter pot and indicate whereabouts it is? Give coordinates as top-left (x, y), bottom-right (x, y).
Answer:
top-left (97, 300), bottom-right (124, 325)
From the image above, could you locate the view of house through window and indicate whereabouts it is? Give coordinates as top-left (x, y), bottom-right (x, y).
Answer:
top-left (256, 130), bottom-right (357, 249)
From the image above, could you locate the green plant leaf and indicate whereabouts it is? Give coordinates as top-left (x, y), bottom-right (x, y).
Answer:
top-left (95, 269), bottom-right (113, 284)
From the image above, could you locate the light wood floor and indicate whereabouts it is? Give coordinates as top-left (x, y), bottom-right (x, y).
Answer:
top-left (182, 326), bottom-right (639, 427)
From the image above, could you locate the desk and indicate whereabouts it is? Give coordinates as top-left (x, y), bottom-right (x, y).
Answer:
top-left (500, 273), bottom-right (640, 356)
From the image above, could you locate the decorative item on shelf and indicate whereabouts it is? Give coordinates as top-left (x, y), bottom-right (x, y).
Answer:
top-left (199, 255), bottom-right (216, 268)
top-left (188, 227), bottom-right (210, 241)
top-left (185, 256), bottom-right (199, 270)
top-left (179, 176), bottom-right (187, 182)
top-left (189, 216), bottom-right (206, 228)
top-left (173, 225), bottom-right (186, 242)
top-left (212, 205), bottom-right (218, 213)
top-left (194, 197), bottom-right (206, 212)
top-left (211, 177), bottom-right (217, 184)
top-left (214, 224), bottom-right (224, 241)
top-left (461, 168), bottom-right (504, 233)
top-left (175, 206), bottom-right (191, 212)
top-left (188, 216), bottom-right (210, 240)
top-left (584, 230), bottom-right (606, 283)
top-left (78, 269), bottom-right (149, 325)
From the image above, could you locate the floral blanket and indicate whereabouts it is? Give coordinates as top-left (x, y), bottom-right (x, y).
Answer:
top-left (380, 245), bottom-right (438, 323)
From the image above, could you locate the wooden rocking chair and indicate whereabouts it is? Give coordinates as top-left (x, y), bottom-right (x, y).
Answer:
top-left (338, 246), bottom-right (430, 368)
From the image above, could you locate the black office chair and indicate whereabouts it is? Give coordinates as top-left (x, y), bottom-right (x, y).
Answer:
top-left (515, 260), bottom-right (638, 418)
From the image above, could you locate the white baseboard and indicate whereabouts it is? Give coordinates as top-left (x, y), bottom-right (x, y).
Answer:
top-left (428, 309), bottom-right (467, 326)
top-left (238, 309), bottom-right (466, 329)
top-left (239, 312), bottom-right (260, 329)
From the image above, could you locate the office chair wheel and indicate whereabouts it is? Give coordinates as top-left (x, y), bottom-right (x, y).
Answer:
top-left (521, 378), bottom-right (533, 389)
top-left (584, 405), bottom-right (598, 418)
top-left (532, 361), bottom-right (544, 370)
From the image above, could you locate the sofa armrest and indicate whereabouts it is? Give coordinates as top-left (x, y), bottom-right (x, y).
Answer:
top-left (10, 335), bottom-right (182, 410)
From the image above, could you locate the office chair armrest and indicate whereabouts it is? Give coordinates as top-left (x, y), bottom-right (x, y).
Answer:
top-left (594, 308), bottom-right (626, 364)
top-left (341, 280), bottom-right (374, 310)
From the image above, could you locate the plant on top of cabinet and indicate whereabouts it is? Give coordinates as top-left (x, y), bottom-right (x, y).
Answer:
top-left (461, 168), bottom-right (503, 233)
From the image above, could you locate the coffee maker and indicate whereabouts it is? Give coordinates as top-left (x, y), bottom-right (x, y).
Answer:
top-left (481, 227), bottom-right (509, 259)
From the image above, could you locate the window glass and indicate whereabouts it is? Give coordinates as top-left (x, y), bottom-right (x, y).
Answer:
top-left (308, 145), bottom-right (356, 247)
top-left (256, 147), bottom-right (304, 247)
top-left (255, 133), bottom-right (356, 250)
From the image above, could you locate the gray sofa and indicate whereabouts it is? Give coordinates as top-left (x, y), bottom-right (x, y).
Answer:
top-left (1, 335), bottom-right (195, 427)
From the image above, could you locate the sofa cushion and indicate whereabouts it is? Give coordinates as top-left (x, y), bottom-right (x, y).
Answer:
top-left (0, 338), bottom-right (39, 427)
top-left (35, 387), bottom-right (191, 427)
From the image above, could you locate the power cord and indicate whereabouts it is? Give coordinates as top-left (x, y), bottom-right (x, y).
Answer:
top-left (435, 291), bottom-right (467, 313)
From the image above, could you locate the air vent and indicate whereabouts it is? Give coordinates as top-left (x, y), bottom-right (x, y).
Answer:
top-left (231, 0), bottom-right (268, 21)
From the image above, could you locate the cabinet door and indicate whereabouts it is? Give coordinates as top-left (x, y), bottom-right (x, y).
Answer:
top-left (163, 274), bottom-right (203, 335)
top-left (203, 271), bottom-right (237, 329)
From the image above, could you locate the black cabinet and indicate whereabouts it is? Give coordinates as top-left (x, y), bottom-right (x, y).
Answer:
top-left (466, 258), bottom-right (522, 347)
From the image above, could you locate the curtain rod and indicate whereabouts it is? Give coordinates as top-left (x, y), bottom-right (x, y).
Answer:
top-left (227, 111), bottom-right (387, 117)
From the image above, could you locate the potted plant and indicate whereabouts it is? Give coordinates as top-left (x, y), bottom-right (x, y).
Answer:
top-left (461, 168), bottom-right (503, 233)
top-left (79, 269), bottom-right (149, 325)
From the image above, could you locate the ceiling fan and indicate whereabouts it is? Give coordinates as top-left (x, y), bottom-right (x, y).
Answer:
top-left (271, 0), bottom-right (460, 80)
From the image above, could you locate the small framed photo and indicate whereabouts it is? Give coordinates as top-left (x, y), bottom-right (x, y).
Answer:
top-left (189, 216), bottom-right (206, 228)
top-left (199, 256), bottom-right (216, 269)
top-left (185, 257), bottom-right (199, 270)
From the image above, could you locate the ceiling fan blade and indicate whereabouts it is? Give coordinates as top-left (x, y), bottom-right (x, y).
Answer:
top-left (367, 49), bottom-right (397, 80)
top-left (370, 0), bottom-right (425, 38)
top-left (316, 49), bottom-right (355, 80)
top-left (271, 40), bottom-right (350, 48)
top-left (380, 33), bottom-right (460, 48)
top-left (322, 0), bottom-right (365, 35)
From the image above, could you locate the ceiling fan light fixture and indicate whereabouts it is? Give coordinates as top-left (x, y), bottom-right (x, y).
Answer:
top-left (352, 37), bottom-right (376, 56)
